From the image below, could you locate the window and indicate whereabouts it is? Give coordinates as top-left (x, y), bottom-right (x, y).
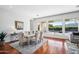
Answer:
top-left (48, 19), bottom-right (78, 33)
top-left (48, 20), bottom-right (62, 33)
top-left (65, 19), bottom-right (78, 32)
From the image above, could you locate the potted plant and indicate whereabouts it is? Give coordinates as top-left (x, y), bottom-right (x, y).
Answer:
top-left (0, 32), bottom-right (7, 48)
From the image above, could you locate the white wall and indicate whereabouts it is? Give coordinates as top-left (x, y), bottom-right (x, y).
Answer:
top-left (0, 8), bottom-right (30, 33)
top-left (32, 10), bottom-right (79, 31)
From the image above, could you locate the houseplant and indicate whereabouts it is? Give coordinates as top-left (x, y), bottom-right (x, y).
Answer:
top-left (0, 32), bottom-right (7, 48)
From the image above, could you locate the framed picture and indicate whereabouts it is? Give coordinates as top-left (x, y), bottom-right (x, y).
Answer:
top-left (15, 21), bottom-right (24, 30)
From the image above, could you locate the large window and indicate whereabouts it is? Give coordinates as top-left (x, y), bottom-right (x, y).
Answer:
top-left (65, 19), bottom-right (78, 32)
top-left (48, 20), bottom-right (62, 32)
top-left (48, 19), bottom-right (78, 33)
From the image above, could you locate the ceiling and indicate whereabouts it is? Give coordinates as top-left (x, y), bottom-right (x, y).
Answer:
top-left (0, 5), bottom-right (79, 19)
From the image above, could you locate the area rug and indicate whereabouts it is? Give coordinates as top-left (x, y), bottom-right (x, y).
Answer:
top-left (10, 39), bottom-right (47, 54)
top-left (65, 40), bottom-right (79, 54)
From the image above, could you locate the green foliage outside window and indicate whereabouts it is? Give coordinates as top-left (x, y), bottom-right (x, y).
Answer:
top-left (48, 24), bottom-right (78, 32)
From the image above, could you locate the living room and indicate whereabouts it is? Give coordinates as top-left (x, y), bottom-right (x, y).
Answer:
top-left (0, 5), bottom-right (79, 54)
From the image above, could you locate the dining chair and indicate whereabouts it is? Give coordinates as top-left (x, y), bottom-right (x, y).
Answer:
top-left (18, 32), bottom-right (28, 46)
top-left (30, 31), bottom-right (43, 45)
top-left (39, 31), bottom-right (43, 41)
top-left (32, 31), bottom-right (34, 34)
top-left (36, 31), bottom-right (41, 43)
top-left (30, 31), bottom-right (38, 45)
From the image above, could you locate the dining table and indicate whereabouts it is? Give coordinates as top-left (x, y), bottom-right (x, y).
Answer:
top-left (24, 33), bottom-right (35, 45)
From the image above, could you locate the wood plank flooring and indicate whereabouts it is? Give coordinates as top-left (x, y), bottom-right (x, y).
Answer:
top-left (0, 43), bottom-right (21, 54)
top-left (34, 37), bottom-right (66, 54)
top-left (0, 37), bottom-right (67, 54)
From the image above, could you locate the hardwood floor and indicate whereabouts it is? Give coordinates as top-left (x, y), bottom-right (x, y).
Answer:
top-left (0, 37), bottom-right (67, 54)
top-left (0, 43), bottom-right (21, 54)
top-left (34, 37), bottom-right (66, 54)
